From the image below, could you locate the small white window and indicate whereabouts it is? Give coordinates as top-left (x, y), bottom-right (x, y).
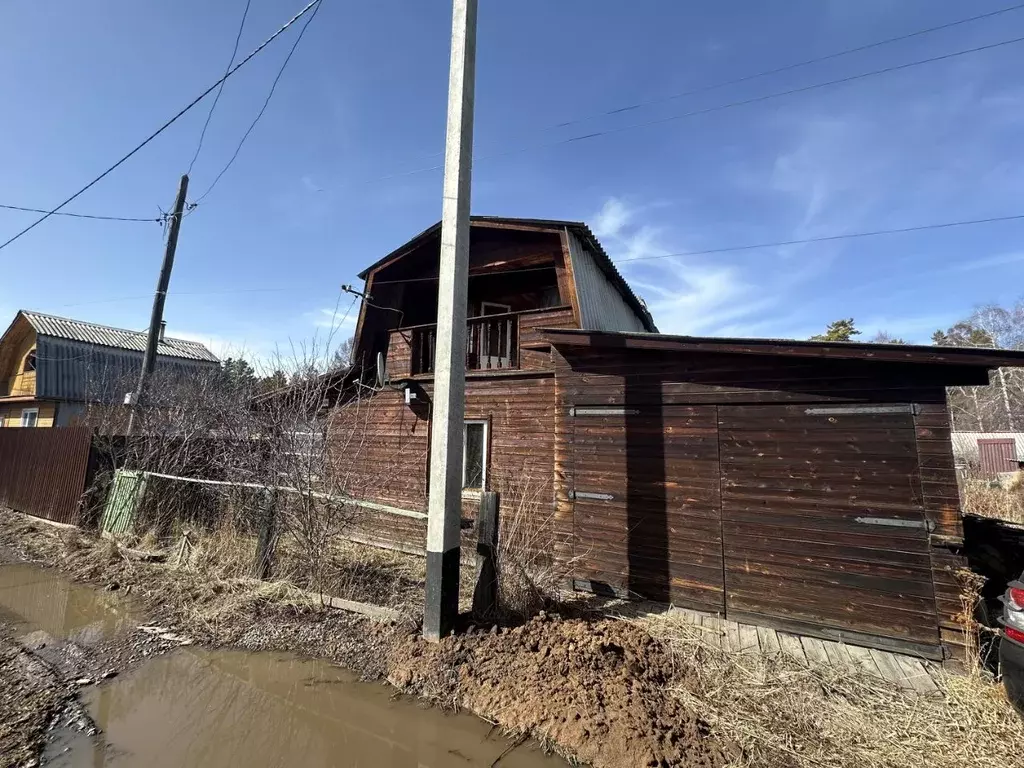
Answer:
top-left (20, 408), bottom-right (38, 428)
top-left (480, 302), bottom-right (511, 316)
top-left (463, 420), bottom-right (488, 490)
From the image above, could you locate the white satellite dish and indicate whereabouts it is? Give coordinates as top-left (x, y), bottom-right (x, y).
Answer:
top-left (375, 351), bottom-right (387, 388)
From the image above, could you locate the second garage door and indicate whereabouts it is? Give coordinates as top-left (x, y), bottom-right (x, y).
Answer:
top-left (718, 404), bottom-right (939, 648)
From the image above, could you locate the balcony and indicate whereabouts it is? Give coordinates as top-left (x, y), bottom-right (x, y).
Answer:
top-left (386, 305), bottom-right (575, 378)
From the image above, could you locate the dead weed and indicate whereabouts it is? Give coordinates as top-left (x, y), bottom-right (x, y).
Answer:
top-left (639, 612), bottom-right (1024, 768)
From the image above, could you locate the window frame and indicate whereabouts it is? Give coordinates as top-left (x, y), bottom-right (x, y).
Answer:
top-left (20, 408), bottom-right (38, 428)
top-left (480, 301), bottom-right (512, 316)
top-left (462, 419), bottom-right (489, 491)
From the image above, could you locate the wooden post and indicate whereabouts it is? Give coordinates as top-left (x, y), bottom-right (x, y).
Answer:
top-left (424, 0), bottom-right (478, 642)
top-left (253, 489), bottom-right (278, 580)
top-left (472, 491), bottom-right (499, 617)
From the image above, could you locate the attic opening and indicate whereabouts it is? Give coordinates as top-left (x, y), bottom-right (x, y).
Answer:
top-left (23, 350), bottom-right (36, 373)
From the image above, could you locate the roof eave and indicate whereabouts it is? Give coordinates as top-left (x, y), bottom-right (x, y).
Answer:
top-left (541, 328), bottom-right (1024, 368)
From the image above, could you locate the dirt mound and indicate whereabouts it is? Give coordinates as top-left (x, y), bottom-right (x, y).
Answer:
top-left (390, 613), bottom-right (734, 768)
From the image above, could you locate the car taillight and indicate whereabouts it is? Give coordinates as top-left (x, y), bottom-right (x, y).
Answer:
top-left (1010, 587), bottom-right (1024, 611)
top-left (1006, 626), bottom-right (1024, 644)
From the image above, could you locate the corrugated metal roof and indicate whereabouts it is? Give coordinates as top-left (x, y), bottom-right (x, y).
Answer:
top-left (355, 216), bottom-right (658, 333)
top-left (19, 310), bottom-right (219, 362)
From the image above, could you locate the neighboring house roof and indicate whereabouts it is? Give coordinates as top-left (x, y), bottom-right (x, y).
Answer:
top-left (19, 310), bottom-right (219, 362)
top-left (542, 328), bottom-right (1024, 368)
top-left (1, 310), bottom-right (219, 403)
top-left (357, 216), bottom-right (657, 333)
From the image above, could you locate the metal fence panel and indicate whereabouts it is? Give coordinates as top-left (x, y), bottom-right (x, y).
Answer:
top-left (0, 427), bottom-right (94, 525)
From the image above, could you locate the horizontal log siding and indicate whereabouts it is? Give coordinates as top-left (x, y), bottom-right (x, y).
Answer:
top-left (554, 346), bottom-right (966, 658)
top-left (328, 374), bottom-right (558, 555)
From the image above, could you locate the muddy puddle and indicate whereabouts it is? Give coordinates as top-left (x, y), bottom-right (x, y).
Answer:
top-left (0, 562), bottom-right (132, 642)
top-left (0, 563), bottom-right (567, 767)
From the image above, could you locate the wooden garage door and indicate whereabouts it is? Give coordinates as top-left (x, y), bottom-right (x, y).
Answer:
top-left (719, 404), bottom-right (939, 647)
top-left (571, 405), bottom-right (725, 612)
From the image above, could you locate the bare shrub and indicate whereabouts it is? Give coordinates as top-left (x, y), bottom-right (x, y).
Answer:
top-left (493, 472), bottom-right (580, 621)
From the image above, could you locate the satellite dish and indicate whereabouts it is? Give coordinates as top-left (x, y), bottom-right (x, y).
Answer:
top-left (375, 351), bottom-right (387, 388)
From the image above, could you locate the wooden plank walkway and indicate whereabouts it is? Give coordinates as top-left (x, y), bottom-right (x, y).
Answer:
top-left (661, 606), bottom-right (942, 694)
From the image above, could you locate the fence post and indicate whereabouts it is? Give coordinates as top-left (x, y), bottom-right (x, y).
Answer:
top-left (472, 491), bottom-right (499, 617)
top-left (253, 489), bottom-right (278, 580)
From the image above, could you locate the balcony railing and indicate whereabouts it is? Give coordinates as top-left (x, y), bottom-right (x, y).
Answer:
top-left (412, 314), bottom-right (518, 375)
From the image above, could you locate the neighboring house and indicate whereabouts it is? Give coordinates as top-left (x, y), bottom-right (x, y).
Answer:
top-left (0, 310), bottom-right (220, 427)
top-left (332, 216), bottom-right (1024, 662)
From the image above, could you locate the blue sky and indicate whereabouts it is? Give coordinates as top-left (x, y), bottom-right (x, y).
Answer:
top-left (2, 0), bottom-right (1023, 362)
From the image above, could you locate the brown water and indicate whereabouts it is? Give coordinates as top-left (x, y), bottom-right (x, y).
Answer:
top-left (0, 562), bottom-right (133, 643)
top-left (0, 564), bottom-right (566, 768)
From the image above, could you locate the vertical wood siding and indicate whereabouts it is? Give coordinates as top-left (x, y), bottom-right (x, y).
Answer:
top-left (554, 346), bottom-right (966, 657)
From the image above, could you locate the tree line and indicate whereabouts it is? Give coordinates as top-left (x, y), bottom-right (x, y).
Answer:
top-left (810, 301), bottom-right (1024, 432)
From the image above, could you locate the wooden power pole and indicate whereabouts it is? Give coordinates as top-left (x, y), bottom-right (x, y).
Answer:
top-left (129, 173), bottom-right (189, 431)
top-left (424, 0), bottom-right (478, 642)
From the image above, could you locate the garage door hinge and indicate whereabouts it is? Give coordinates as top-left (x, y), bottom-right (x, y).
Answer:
top-left (569, 490), bottom-right (615, 501)
top-left (854, 516), bottom-right (934, 531)
top-left (804, 405), bottom-right (919, 416)
top-left (568, 407), bottom-right (640, 417)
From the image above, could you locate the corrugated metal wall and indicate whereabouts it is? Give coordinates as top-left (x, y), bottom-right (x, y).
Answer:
top-left (565, 230), bottom-right (648, 333)
top-left (0, 427), bottom-right (94, 524)
top-left (35, 337), bottom-right (218, 401)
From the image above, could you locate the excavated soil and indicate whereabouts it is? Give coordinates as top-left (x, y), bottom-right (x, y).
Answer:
top-left (390, 613), bottom-right (735, 768)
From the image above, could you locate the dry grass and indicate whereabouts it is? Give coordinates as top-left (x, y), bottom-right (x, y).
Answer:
top-left (960, 476), bottom-right (1024, 525)
top-left (637, 612), bottom-right (1024, 768)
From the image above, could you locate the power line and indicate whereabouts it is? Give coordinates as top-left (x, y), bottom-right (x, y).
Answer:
top-left (193, 0), bottom-right (323, 204)
top-left (530, 2), bottom-right (1024, 137)
top-left (0, 203), bottom-right (162, 223)
top-left (55, 211), bottom-right (1024, 305)
top-left (59, 287), bottom-right (289, 308)
top-left (0, 0), bottom-right (322, 255)
top-left (187, 0), bottom-right (253, 176)
top-left (340, 32), bottom-right (1024, 189)
top-left (618, 212), bottom-right (1024, 262)
top-left (366, 212), bottom-right (1024, 284)
top-left (483, 34), bottom-right (1024, 163)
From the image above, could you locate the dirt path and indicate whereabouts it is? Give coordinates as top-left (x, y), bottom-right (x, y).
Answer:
top-left (0, 622), bottom-right (66, 767)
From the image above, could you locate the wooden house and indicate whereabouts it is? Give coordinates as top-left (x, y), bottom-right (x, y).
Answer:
top-left (334, 216), bottom-right (1024, 661)
top-left (0, 310), bottom-right (220, 427)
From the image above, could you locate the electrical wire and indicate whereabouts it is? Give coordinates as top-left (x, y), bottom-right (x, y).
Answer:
top-left (0, 0), bottom-right (322, 255)
top-left (0, 204), bottom-right (162, 223)
top-left (500, 2), bottom-right (1024, 140)
top-left (328, 32), bottom-right (1024, 190)
top-left (365, 211), bottom-right (1024, 284)
top-left (481, 34), bottom-right (1024, 164)
top-left (187, 0), bottom-right (253, 175)
top-left (192, 0), bottom-right (323, 204)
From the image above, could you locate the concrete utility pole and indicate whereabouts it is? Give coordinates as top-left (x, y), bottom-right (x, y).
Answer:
top-left (129, 173), bottom-right (189, 432)
top-left (424, 0), bottom-right (478, 642)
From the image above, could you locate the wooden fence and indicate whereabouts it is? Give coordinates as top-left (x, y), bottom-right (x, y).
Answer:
top-left (0, 427), bottom-right (97, 525)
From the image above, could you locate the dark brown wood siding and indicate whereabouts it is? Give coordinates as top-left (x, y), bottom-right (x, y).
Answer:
top-left (554, 345), bottom-right (969, 657)
top-left (571, 406), bottom-right (725, 611)
top-left (718, 404), bottom-right (938, 648)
